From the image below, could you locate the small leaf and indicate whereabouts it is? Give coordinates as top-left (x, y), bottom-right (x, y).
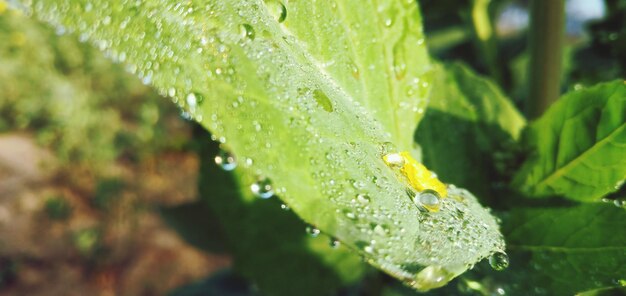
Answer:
top-left (416, 62), bottom-right (526, 199)
top-left (19, 0), bottom-right (505, 290)
top-left (502, 203), bottom-right (626, 295)
top-left (513, 80), bottom-right (626, 201)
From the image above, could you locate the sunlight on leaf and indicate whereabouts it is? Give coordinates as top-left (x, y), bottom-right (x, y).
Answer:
top-left (513, 80), bottom-right (626, 201)
top-left (15, 0), bottom-right (505, 290)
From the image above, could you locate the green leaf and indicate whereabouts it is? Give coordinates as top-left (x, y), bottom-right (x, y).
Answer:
top-left (415, 62), bottom-right (526, 199)
top-left (513, 80), bottom-right (626, 201)
top-left (159, 202), bottom-right (228, 254)
top-left (502, 203), bottom-right (626, 295)
top-left (19, 0), bottom-right (505, 290)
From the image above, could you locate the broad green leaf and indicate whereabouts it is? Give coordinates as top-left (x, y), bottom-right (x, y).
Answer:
top-left (19, 0), bottom-right (505, 290)
top-left (195, 132), bottom-right (367, 295)
top-left (500, 203), bottom-right (626, 295)
top-left (513, 81), bottom-right (626, 202)
top-left (416, 62), bottom-right (526, 199)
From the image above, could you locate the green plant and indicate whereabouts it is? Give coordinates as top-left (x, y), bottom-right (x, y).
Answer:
top-left (44, 195), bottom-right (73, 220)
top-left (6, 0), bottom-right (626, 295)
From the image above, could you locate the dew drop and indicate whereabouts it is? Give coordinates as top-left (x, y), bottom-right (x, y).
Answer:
top-left (392, 41), bottom-right (407, 80)
top-left (373, 224), bottom-right (388, 235)
top-left (380, 141), bottom-right (397, 155)
top-left (280, 203), bottom-right (290, 211)
top-left (614, 180), bottom-right (624, 190)
top-left (251, 177), bottom-right (274, 199)
top-left (186, 93), bottom-right (198, 108)
top-left (265, 0), bottom-right (287, 23)
top-left (306, 225), bottom-right (320, 238)
top-left (313, 89), bottom-right (333, 112)
top-left (349, 61), bottom-right (360, 79)
top-left (239, 23), bottom-right (255, 40)
top-left (329, 238), bottom-right (340, 248)
top-left (613, 199), bottom-right (625, 208)
top-left (356, 194), bottom-right (371, 204)
top-left (489, 252), bottom-right (509, 271)
top-left (417, 190), bottom-right (441, 212)
top-left (214, 148), bottom-right (237, 171)
top-left (383, 152), bottom-right (405, 168)
top-left (384, 17), bottom-right (393, 27)
top-left (343, 209), bottom-right (357, 220)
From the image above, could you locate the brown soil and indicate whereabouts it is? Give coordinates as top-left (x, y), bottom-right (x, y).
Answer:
top-left (0, 134), bottom-right (230, 296)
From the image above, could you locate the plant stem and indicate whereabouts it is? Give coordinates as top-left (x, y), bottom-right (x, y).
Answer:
top-left (472, 0), bottom-right (501, 86)
top-left (527, 0), bottom-right (565, 119)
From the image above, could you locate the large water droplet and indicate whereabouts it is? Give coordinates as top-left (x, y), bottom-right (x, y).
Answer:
top-left (413, 266), bottom-right (452, 291)
top-left (313, 89), bottom-right (333, 112)
top-left (417, 189), bottom-right (441, 212)
top-left (306, 225), bottom-right (320, 237)
top-left (214, 148), bottom-right (237, 171)
top-left (239, 24), bottom-right (255, 40)
top-left (489, 252), bottom-right (509, 271)
top-left (251, 177), bottom-right (274, 199)
top-left (392, 41), bottom-right (407, 80)
top-left (265, 0), bottom-right (287, 23)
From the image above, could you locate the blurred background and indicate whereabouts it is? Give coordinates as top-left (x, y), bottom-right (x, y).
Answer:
top-left (0, 0), bottom-right (624, 295)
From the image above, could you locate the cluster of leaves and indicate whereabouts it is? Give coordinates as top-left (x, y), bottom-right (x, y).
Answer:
top-left (6, 0), bottom-right (626, 295)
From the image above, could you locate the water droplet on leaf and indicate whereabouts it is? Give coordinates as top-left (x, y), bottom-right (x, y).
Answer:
top-left (306, 225), bottom-right (320, 237)
top-left (313, 89), bottom-right (333, 112)
top-left (330, 238), bottom-right (340, 248)
top-left (383, 152), bottom-right (404, 168)
top-left (265, 0), bottom-right (287, 23)
top-left (417, 190), bottom-right (441, 212)
top-left (214, 148), bottom-right (237, 171)
top-left (239, 23), bottom-right (255, 40)
top-left (489, 251), bottom-right (509, 271)
top-left (251, 177), bottom-right (274, 199)
top-left (392, 41), bottom-right (407, 79)
top-left (356, 194), bottom-right (371, 204)
top-left (380, 142), bottom-right (397, 155)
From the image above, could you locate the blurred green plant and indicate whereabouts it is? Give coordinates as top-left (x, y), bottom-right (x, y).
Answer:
top-left (92, 178), bottom-right (125, 211)
top-left (72, 227), bottom-right (102, 258)
top-left (0, 9), bottom-right (187, 172)
top-left (44, 195), bottom-right (73, 220)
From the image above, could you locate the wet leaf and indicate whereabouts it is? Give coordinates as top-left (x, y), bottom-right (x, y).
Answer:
top-left (18, 0), bottom-right (505, 290)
